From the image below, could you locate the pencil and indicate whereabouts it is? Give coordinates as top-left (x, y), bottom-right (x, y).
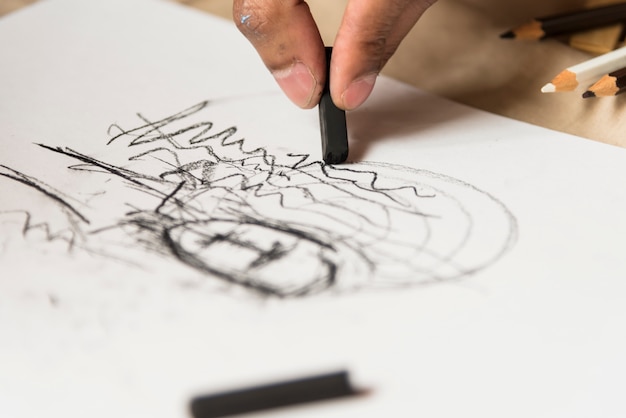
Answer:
top-left (541, 45), bottom-right (626, 92)
top-left (319, 46), bottom-right (349, 165)
top-left (500, 2), bottom-right (626, 40)
top-left (583, 66), bottom-right (626, 97)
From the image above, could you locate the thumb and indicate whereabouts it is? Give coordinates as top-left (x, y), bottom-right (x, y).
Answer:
top-left (332, 0), bottom-right (437, 110)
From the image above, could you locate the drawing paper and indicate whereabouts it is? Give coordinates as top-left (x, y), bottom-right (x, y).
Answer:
top-left (1, 1), bottom-right (625, 417)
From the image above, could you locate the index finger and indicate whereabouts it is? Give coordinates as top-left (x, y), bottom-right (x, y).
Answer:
top-left (233, 0), bottom-right (327, 109)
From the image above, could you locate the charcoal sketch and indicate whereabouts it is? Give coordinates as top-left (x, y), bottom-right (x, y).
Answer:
top-left (0, 100), bottom-right (517, 298)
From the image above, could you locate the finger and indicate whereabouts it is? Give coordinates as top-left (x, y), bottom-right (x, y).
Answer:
top-left (233, 0), bottom-right (326, 109)
top-left (332, 0), bottom-right (437, 110)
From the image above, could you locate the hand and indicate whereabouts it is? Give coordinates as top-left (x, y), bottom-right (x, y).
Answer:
top-left (233, 0), bottom-right (437, 110)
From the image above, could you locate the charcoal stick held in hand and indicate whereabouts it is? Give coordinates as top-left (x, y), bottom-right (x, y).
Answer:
top-left (319, 47), bottom-right (349, 165)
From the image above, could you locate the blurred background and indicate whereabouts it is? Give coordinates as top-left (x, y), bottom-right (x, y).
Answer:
top-left (3, 0), bottom-right (625, 147)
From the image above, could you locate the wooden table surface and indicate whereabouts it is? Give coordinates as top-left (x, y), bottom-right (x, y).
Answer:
top-left (3, 0), bottom-right (625, 148)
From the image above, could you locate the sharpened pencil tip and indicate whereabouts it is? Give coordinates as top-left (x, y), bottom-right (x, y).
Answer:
top-left (500, 31), bottom-right (515, 39)
top-left (541, 83), bottom-right (556, 93)
top-left (582, 91), bottom-right (596, 99)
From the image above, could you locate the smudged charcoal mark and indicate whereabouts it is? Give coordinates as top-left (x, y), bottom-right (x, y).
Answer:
top-left (161, 220), bottom-right (338, 298)
top-left (48, 293), bottom-right (59, 307)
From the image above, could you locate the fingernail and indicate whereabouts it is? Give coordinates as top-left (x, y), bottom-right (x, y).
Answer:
top-left (273, 62), bottom-right (317, 108)
top-left (341, 73), bottom-right (377, 110)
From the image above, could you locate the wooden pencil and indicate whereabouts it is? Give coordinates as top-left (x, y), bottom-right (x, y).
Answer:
top-left (500, 2), bottom-right (626, 40)
top-left (583, 66), bottom-right (626, 97)
top-left (541, 45), bottom-right (626, 92)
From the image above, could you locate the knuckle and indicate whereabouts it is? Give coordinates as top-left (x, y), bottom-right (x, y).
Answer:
top-left (360, 35), bottom-right (390, 66)
top-left (362, 36), bottom-right (388, 57)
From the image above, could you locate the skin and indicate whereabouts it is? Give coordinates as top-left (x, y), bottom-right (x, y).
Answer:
top-left (233, 0), bottom-right (438, 110)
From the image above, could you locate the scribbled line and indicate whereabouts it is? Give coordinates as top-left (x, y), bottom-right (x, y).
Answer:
top-left (0, 99), bottom-right (518, 298)
top-left (103, 100), bottom-right (438, 214)
top-left (0, 165), bottom-right (90, 248)
top-left (28, 144), bottom-right (374, 297)
top-left (0, 165), bottom-right (89, 224)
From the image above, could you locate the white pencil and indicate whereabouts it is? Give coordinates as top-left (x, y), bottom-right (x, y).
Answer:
top-left (541, 45), bottom-right (626, 93)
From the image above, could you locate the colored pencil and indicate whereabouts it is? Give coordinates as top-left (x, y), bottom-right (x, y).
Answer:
top-left (541, 45), bottom-right (626, 92)
top-left (500, 2), bottom-right (626, 40)
top-left (583, 66), bottom-right (626, 97)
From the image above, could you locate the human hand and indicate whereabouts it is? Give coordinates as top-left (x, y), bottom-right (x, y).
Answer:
top-left (233, 0), bottom-right (437, 110)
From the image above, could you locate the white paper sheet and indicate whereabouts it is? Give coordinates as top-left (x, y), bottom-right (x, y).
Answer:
top-left (1, 1), bottom-right (625, 417)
